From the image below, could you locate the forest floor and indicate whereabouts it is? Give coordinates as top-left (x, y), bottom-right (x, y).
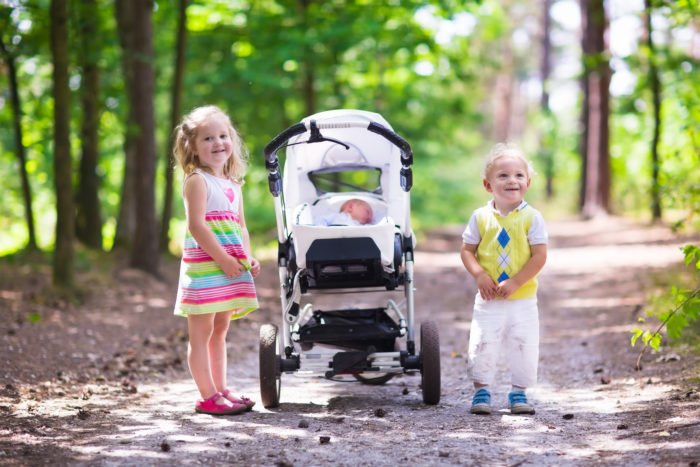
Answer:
top-left (1, 216), bottom-right (700, 466)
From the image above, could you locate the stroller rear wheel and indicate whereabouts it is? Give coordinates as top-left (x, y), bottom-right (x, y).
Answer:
top-left (420, 320), bottom-right (441, 405)
top-left (259, 324), bottom-right (281, 408)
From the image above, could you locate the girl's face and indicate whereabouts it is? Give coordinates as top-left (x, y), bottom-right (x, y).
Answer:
top-left (193, 115), bottom-right (233, 176)
top-left (483, 155), bottom-right (531, 213)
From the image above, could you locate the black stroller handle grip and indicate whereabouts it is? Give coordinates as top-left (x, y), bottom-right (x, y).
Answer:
top-left (264, 122), bottom-right (307, 169)
top-left (367, 122), bottom-right (413, 167)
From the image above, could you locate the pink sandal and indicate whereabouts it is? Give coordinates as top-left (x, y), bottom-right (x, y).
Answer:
top-left (195, 392), bottom-right (247, 415)
top-left (222, 389), bottom-right (256, 411)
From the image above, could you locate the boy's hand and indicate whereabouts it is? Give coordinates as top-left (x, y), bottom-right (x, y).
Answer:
top-left (476, 273), bottom-right (498, 300)
top-left (249, 258), bottom-right (261, 278)
top-left (496, 278), bottom-right (520, 299)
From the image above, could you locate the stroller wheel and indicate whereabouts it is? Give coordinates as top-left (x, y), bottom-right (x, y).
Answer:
top-left (259, 324), bottom-right (281, 408)
top-left (420, 320), bottom-right (441, 405)
top-left (353, 373), bottom-right (394, 385)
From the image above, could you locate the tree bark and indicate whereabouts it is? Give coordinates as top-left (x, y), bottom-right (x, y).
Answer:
top-left (299, 0), bottom-right (316, 115)
top-left (160, 0), bottom-right (188, 253)
top-left (493, 40), bottom-right (513, 142)
top-left (580, 0), bottom-right (611, 218)
top-left (0, 35), bottom-right (37, 251)
top-left (50, 0), bottom-right (75, 288)
top-left (128, 0), bottom-right (159, 275)
top-left (539, 0), bottom-right (554, 199)
top-left (113, 0), bottom-right (137, 250)
top-left (644, 0), bottom-right (662, 221)
top-left (76, 0), bottom-right (103, 249)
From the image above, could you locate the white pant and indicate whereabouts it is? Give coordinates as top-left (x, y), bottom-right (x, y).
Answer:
top-left (467, 294), bottom-right (539, 388)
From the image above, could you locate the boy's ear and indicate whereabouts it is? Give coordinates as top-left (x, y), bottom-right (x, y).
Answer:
top-left (483, 179), bottom-right (493, 193)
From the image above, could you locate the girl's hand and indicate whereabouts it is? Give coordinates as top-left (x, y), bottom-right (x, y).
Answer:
top-left (221, 256), bottom-right (246, 279)
top-left (496, 278), bottom-right (520, 299)
top-left (476, 273), bottom-right (498, 301)
top-left (249, 258), bottom-right (261, 278)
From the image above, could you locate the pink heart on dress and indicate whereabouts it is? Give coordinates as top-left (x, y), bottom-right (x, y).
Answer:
top-left (223, 187), bottom-right (235, 203)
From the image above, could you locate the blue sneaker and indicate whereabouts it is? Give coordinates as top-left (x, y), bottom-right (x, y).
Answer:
top-left (470, 388), bottom-right (491, 415)
top-left (508, 390), bottom-right (535, 414)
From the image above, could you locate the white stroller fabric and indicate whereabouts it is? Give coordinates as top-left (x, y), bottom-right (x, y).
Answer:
top-left (281, 109), bottom-right (412, 272)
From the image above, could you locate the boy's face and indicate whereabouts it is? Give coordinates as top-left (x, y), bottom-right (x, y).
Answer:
top-left (483, 155), bottom-right (531, 211)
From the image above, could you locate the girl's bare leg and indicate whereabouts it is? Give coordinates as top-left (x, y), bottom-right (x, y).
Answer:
top-left (187, 313), bottom-right (221, 401)
top-left (210, 310), bottom-right (234, 391)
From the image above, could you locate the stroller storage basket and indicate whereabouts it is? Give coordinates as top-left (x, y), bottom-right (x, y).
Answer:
top-left (298, 308), bottom-right (400, 352)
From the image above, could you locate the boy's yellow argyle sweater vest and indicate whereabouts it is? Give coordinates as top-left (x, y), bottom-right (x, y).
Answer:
top-left (476, 204), bottom-right (538, 300)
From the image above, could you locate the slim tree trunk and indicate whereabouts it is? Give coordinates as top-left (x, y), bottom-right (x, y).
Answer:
top-left (580, 0), bottom-right (611, 218)
top-left (0, 35), bottom-right (37, 251)
top-left (299, 0), bottom-right (315, 115)
top-left (540, 0), bottom-right (554, 199)
top-left (76, 0), bottom-right (103, 249)
top-left (160, 0), bottom-right (188, 253)
top-left (113, 0), bottom-right (137, 250)
top-left (644, 0), bottom-right (662, 221)
top-left (493, 41), bottom-right (513, 142)
top-left (50, 0), bottom-right (75, 288)
top-left (129, 0), bottom-right (159, 275)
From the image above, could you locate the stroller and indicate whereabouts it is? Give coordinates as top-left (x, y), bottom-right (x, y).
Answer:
top-left (259, 109), bottom-right (440, 407)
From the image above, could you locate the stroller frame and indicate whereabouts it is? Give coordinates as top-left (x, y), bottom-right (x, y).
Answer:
top-left (260, 109), bottom-right (440, 407)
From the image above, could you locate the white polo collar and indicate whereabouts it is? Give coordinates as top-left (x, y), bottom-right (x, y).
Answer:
top-left (488, 199), bottom-right (528, 217)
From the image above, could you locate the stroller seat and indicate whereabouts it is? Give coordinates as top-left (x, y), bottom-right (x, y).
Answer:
top-left (292, 194), bottom-right (398, 273)
top-left (291, 195), bottom-right (401, 289)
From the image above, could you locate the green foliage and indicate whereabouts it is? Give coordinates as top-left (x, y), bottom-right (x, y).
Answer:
top-left (631, 245), bottom-right (700, 355)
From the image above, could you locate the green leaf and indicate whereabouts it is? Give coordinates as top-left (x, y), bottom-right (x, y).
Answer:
top-left (28, 312), bottom-right (41, 323)
top-left (630, 329), bottom-right (644, 346)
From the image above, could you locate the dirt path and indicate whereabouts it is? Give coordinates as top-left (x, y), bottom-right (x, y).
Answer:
top-left (1, 217), bottom-right (699, 466)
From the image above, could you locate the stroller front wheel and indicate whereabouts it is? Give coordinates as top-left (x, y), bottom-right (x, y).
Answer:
top-left (259, 324), bottom-right (281, 408)
top-left (420, 320), bottom-right (441, 405)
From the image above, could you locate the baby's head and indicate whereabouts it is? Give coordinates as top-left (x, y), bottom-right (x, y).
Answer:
top-left (340, 199), bottom-right (373, 225)
top-left (482, 143), bottom-right (534, 181)
top-left (173, 105), bottom-right (248, 180)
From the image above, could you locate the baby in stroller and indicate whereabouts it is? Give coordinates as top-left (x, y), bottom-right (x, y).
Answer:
top-left (321, 198), bottom-right (373, 226)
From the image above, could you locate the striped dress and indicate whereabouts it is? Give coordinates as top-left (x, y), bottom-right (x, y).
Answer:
top-left (174, 170), bottom-right (259, 319)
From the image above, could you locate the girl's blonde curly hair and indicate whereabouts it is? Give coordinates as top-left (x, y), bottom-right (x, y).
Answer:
top-left (173, 105), bottom-right (248, 182)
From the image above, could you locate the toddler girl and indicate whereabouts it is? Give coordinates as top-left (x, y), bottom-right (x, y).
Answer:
top-left (173, 105), bottom-right (260, 415)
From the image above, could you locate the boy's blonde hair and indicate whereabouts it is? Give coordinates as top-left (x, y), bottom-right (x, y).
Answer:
top-left (173, 105), bottom-right (248, 182)
top-left (482, 142), bottom-right (535, 180)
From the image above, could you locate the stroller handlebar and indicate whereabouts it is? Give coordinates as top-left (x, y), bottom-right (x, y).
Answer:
top-left (264, 119), bottom-right (414, 193)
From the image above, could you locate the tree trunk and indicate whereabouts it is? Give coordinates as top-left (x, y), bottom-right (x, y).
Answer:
top-left (493, 40), bottom-right (513, 142)
top-left (299, 0), bottom-right (316, 115)
top-left (113, 0), bottom-right (137, 250)
top-left (128, 0), bottom-right (159, 275)
top-left (50, 0), bottom-right (75, 288)
top-left (580, 0), bottom-right (611, 218)
top-left (539, 0), bottom-right (554, 199)
top-left (0, 35), bottom-right (37, 251)
top-left (644, 0), bottom-right (662, 221)
top-left (160, 0), bottom-right (188, 253)
top-left (75, 0), bottom-right (103, 249)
